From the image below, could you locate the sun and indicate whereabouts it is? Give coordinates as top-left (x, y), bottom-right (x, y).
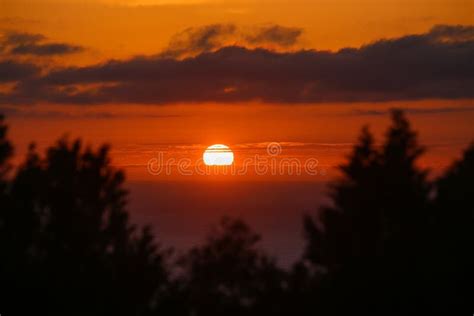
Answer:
top-left (203, 144), bottom-right (234, 166)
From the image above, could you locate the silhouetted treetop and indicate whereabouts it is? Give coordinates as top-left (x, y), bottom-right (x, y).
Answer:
top-left (384, 109), bottom-right (425, 166)
top-left (178, 217), bottom-right (286, 316)
top-left (436, 141), bottom-right (474, 207)
top-left (0, 114), bottom-right (13, 180)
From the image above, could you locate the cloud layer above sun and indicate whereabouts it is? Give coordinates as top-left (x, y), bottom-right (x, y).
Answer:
top-left (1, 24), bottom-right (473, 105)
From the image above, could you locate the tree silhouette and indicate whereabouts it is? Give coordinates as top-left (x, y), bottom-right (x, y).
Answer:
top-left (176, 217), bottom-right (286, 316)
top-left (302, 110), bottom-right (432, 313)
top-left (0, 114), bottom-right (13, 213)
top-left (303, 126), bottom-right (380, 270)
top-left (429, 142), bottom-right (474, 312)
top-left (0, 115), bottom-right (13, 181)
top-left (0, 132), bottom-right (170, 315)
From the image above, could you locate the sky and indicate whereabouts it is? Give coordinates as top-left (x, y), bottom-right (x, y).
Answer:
top-left (1, 0), bottom-right (473, 182)
top-left (1, 0), bottom-right (473, 262)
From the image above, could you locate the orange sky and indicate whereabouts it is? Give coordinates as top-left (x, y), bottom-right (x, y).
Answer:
top-left (2, 0), bottom-right (473, 63)
top-left (1, 0), bottom-right (473, 181)
top-left (5, 100), bottom-right (474, 181)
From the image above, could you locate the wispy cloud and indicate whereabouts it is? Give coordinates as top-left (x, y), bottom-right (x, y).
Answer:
top-left (1, 31), bottom-right (84, 56)
top-left (160, 23), bottom-right (303, 58)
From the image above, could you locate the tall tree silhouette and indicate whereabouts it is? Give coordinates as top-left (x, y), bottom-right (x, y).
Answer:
top-left (303, 126), bottom-right (380, 270)
top-left (381, 110), bottom-right (430, 246)
top-left (430, 142), bottom-right (474, 312)
top-left (378, 110), bottom-right (431, 311)
top-left (0, 115), bottom-right (12, 208)
top-left (302, 110), bottom-right (431, 313)
top-left (0, 115), bottom-right (12, 182)
top-left (0, 114), bottom-right (13, 223)
top-left (0, 128), bottom-right (170, 315)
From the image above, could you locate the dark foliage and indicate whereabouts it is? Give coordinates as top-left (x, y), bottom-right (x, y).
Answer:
top-left (0, 115), bottom-right (13, 181)
top-left (173, 217), bottom-right (286, 316)
top-left (428, 142), bottom-right (474, 312)
top-left (0, 135), bottom-right (169, 315)
top-left (302, 110), bottom-right (472, 314)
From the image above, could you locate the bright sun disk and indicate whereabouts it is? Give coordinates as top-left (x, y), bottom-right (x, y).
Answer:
top-left (203, 144), bottom-right (234, 166)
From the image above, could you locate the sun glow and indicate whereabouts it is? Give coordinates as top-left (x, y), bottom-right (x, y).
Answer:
top-left (203, 144), bottom-right (234, 166)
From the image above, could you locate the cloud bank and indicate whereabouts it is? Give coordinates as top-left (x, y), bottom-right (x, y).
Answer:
top-left (1, 25), bottom-right (473, 105)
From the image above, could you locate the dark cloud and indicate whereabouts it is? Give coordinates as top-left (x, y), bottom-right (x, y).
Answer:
top-left (0, 60), bottom-right (40, 82)
top-left (2, 32), bottom-right (45, 45)
top-left (0, 106), bottom-right (185, 119)
top-left (10, 43), bottom-right (83, 56)
top-left (351, 106), bottom-right (474, 116)
top-left (161, 24), bottom-right (237, 58)
top-left (1, 25), bottom-right (473, 105)
top-left (244, 25), bottom-right (302, 47)
top-left (428, 24), bottom-right (474, 42)
top-left (1, 31), bottom-right (83, 56)
top-left (160, 24), bottom-right (303, 58)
